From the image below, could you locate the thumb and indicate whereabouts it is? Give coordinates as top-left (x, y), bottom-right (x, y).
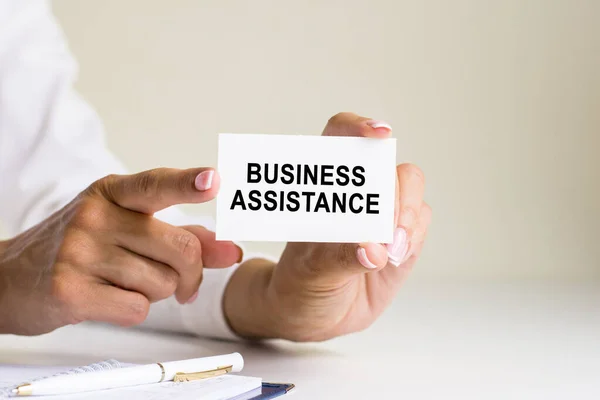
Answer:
top-left (90, 167), bottom-right (220, 215)
top-left (180, 225), bottom-right (243, 268)
top-left (322, 112), bottom-right (392, 139)
top-left (285, 242), bottom-right (389, 281)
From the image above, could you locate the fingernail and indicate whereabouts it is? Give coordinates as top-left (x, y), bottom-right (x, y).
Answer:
top-left (186, 290), bottom-right (199, 304)
top-left (386, 228), bottom-right (409, 267)
top-left (356, 247), bottom-right (378, 269)
top-left (195, 170), bottom-right (214, 191)
top-left (366, 120), bottom-right (393, 131)
top-left (389, 245), bottom-right (413, 267)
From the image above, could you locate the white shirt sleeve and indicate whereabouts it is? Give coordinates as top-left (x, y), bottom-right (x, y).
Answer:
top-left (0, 0), bottom-right (264, 340)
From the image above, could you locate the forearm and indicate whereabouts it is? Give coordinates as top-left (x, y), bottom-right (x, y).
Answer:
top-left (223, 258), bottom-right (280, 339)
top-left (0, 239), bottom-right (8, 333)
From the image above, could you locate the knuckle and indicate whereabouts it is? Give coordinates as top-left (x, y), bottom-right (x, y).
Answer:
top-left (399, 163), bottom-right (425, 184)
top-left (55, 233), bottom-right (91, 266)
top-left (103, 174), bottom-right (120, 183)
top-left (135, 170), bottom-right (163, 200)
top-left (301, 244), bottom-right (357, 276)
top-left (175, 172), bottom-right (193, 193)
top-left (157, 270), bottom-right (179, 299)
top-left (302, 246), bottom-right (329, 275)
top-left (336, 244), bottom-right (356, 271)
top-left (327, 112), bottom-right (352, 128)
top-left (86, 174), bottom-right (118, 197)
top-left (174, 232), bottom-right (202, 265)
top-left (116, 266), bottom-right (138, 291)
top-left (51, 271), bottom-right (80, 309)
top-left (400, 206), bottom-right (420, 228)
top-left (304, 263), bottom-right (325, 275)
top-left (327, 112), bottom-right (345, 124)
top-left (98, 173), bottom-right (119, 189)
top-left (70, 199), bottom-right (105, 231)
top-left (121, 297), bottom-right (150, 326)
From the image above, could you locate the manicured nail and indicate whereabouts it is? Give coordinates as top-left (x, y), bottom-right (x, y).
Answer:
top-left (195, 170), bottom-right (214, 191)
top-left (389, 245), bottom-right (413, 266)
top-left (357, 247), bottom-right (378, 269)
top-left (186, 290), bottom-right (199, 304)
top-left (366, 120), bottom-right (393, 131)
top-left (386, 228), bottom-right (409, 267)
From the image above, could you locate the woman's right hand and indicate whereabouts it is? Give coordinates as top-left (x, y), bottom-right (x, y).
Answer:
top-left (0, 167), bottom-right (241, 335)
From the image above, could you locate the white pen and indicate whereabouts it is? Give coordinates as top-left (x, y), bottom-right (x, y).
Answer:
top-left (12, 352), bottom-right (244, 397)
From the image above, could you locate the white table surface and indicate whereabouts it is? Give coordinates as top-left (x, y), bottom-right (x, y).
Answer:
top-left (1, 280), bottom-right (598, 399)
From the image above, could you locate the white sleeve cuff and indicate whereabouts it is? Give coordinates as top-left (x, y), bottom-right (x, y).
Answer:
top-left (179, 262), bottom-right (240, 340)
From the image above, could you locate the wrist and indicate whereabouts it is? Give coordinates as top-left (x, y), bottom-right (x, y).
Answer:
top-left (223, 258), bottom-right (281, 339)
top-left (0, 238), bottom-right (8, 259)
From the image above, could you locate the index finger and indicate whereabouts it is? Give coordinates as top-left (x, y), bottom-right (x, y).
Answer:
top-left (92, 167), bottom-right (219, 214)
top-left (322, 112), bottom-right (393, 138)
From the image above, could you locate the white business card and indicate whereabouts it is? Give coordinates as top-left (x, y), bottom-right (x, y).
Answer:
top-left (216, 134), bottom-right (396, 243)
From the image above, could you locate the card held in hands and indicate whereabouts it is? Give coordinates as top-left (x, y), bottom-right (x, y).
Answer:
top-left (216, 134), bottom-right (396, 243)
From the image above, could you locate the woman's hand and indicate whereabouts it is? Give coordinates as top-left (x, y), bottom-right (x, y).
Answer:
top-left (0, 168), bottom-right (241, 335)
top-left (224, 113), bottom-right (431, 341)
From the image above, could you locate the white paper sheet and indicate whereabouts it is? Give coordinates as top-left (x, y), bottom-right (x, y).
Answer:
top-left (0, 364), bottom-right (261, 400)
top-left (0, 365), bottom-right (68, 387)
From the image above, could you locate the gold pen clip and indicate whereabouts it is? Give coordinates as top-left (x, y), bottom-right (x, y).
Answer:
top-left (173, 365), bottom-right (233, 383)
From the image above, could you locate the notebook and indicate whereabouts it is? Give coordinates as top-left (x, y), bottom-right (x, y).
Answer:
top-left (0, 361), bottom-right (262, 400)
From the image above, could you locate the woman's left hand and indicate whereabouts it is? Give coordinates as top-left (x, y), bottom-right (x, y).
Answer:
top-left (224, 113), bottom-right (432, 341)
